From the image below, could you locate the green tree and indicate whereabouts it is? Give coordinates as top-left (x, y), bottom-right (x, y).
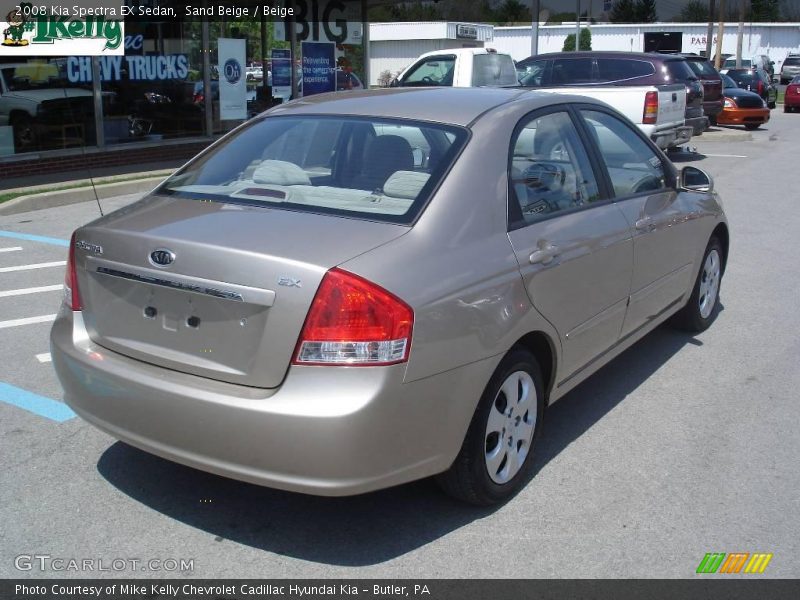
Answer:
top-left (634, 0), bottom-right (658, 22)
top-left (493, 0), bottom-right (532, 24)
top-left (609, 0), bottom-right (637, 23)
top-left (563, 28), bottom-right (592, 51)
top-left (752, 0), bottom-right (781, 20)
top-left (679, 0), bottom-right (710, 22)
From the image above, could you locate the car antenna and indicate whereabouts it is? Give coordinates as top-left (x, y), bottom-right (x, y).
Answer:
top-left (61, 70), bottom-right (104, 217)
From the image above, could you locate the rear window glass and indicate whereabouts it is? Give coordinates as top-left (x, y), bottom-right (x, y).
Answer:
top-left (725, 58), bottom-right (751, 67)
top-left (400, 56), bottom-right (456, 87)
top-left (727, 70), bottom-right (756, 84)
top-left (784, 57), bottom-right (800, 66)
top-left (472, 53), bottom-right (519, 86)
top-left (665, 60), bottom-right (696, 81)
top-left (158, 116), bottom-right (468, 225)
top-left (686, 59), bottom-right (718, 77)
top-left (595, 59), bottom-right (655, 83)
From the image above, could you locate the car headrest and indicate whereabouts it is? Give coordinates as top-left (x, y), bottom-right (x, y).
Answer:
top-left (252, 160), bottom-right (311, 186)
top-left (383, 171), bottom-right (430, 199)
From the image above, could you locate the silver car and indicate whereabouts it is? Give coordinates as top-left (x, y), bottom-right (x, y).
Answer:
top-left (51, 88), bottom-right (728, 505)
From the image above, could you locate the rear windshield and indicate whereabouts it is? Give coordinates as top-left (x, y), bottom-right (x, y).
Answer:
top-left (472, 53), bottom-right (519, 86)
top-left (725, 58), bottom-right (751, 67)
top-left (784, 57), bottom-right (800, 66)
top-left (157, 116), bottom-right (468, 225)
top-left (727, 70), bottom-right (757, 84)
top-left (686, 59), bottom-right (718, 77)
top-left (665, 60), bottom-right (696, 81)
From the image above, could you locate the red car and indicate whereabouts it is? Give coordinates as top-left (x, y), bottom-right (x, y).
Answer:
top-left (785, 75), bottom-right (800, 113)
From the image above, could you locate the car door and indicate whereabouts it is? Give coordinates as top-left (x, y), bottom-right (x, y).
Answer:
top-left (507, 108), bottom-right (633, 381)
top-left (576, 107), bottom-right (695, 339)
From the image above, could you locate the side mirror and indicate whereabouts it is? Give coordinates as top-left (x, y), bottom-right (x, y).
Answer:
top-left (681, 166), bottom-right (713, 192)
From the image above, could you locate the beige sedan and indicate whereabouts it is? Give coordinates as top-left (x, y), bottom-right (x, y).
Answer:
top-left (51, 88), bottom-right (728, 504)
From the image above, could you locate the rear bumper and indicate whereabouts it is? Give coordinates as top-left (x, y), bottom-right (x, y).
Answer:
top-left (50, 310), bottom-right (492, 496)
top-left (665, 125), bottom-right (695, 148)
top-left (686, 115), bottom-right (709, 136)
top-left (702, 100), bottom-right (724, 118)
top-left (716, 107), bottom-right (770, 125)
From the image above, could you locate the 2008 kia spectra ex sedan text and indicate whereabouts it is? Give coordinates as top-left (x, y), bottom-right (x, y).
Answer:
top-left (50, 88), bottom-right (728, 505)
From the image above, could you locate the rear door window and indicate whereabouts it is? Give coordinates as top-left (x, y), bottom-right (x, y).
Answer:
top-left (665, 60), bottom-right (696, 82)
top-left (551, 58), bottom-right (594, 85)
top-left (784, 57), bottom-right (800, 66)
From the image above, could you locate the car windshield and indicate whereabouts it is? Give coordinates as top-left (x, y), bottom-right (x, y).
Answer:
top-left (157, 116), bottom-right (468, 225)
top-left (785, 57), bottom-right (800, 66)
top-left (727, 70), bottom-right (757, 83)
top-left (721, 74), bottom-right (737, 89)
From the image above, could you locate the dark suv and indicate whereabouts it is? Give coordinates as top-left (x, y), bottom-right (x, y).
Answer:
top-left (675, 54), bottom-right (723, 124)
top-left (516, 51), bottom-right (708, 138)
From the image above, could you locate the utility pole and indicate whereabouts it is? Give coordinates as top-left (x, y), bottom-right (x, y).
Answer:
top-left (705, 0), bottom-right (716, 59)
top-left (575, 0), bottom-right (581, 51)
top-left (736, 0), bottom-right (745, 68)
top-left (715, 0), bottom-right (725, 69)
top-left (531, 0), bottom-right (540, 56)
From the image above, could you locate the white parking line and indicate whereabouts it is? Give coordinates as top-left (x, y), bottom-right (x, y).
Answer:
top-left (703, 154), bottom-right (748, 158)
top-left (0, 261), bottom-right (66, 273)
top-left (36, 352), bottom-right (52, 363)
top-left (0, 314), bottom-right (57, 329)
top-left (0, 247), bottom-right (23, 253)
top-left (0, 284), bottom-right (64, 298)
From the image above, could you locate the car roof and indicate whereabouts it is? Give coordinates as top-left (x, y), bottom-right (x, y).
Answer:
top-left (519, 51), bottom-right (687, 63)
top-left (265, 87), bottom-right (600, 127)
top-left (415, 48), bottom-right (509, 59)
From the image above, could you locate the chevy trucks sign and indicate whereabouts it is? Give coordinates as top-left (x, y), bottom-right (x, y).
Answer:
top-left (1, 2), bottom-right (124, 55)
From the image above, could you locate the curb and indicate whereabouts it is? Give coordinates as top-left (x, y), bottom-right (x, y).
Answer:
top-left (0, 176), bottom-right (167, 216)
top-left (693, 127), bottom-right (753, 143)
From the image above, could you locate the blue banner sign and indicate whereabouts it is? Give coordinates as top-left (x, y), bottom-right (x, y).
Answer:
top-left (271, 48), bottom-right (291, 87)
top-left (301, 41), bottom-right (335, 96)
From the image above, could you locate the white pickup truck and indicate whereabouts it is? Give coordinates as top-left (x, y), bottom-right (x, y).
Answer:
top-left (392, 48), bottom-right (520, 88)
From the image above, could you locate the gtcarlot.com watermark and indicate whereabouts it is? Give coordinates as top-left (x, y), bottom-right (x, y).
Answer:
top-left (14, 554), bottom-right (194, 573)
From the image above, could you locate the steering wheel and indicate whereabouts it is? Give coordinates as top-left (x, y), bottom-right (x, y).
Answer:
top-left (421, 76), bottom-right (435, 84)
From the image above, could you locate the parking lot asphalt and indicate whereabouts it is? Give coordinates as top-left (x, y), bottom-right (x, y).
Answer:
top-left (1, 111), bottom-right (799, 579)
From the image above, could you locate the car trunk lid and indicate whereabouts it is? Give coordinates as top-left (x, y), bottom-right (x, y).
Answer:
top-left (75, 195), bottom-right (408, 388)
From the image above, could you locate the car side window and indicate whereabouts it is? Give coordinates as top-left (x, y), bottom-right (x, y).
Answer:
top-left (400, 56), bottom-right (456, 87)
top-left (509, 111), bottom-right (601, 226)
top-left (580, 110), bottom-right (667, 197)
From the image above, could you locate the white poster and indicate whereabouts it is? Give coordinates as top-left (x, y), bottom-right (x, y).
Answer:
top-left (218, 38), bottom-right (247, 121)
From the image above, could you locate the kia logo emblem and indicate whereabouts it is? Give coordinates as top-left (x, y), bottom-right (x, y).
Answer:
top-left (149, 248), bottom-right (175, 267)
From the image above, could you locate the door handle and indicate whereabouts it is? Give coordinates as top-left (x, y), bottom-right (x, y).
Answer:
top-left (635, 216), bottom-right (656, 232)
top-left (529, 243), bottom-right (560, 265)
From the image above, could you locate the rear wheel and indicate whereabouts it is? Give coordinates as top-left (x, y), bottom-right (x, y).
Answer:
top-left (768, 101), bottom-right (776, 109)
top-left (672, 237), bottom-right (724, 333)
top-left (436, 348), bottom-right (544, 505)
top-left (744, 123), bottom-right (760, 130)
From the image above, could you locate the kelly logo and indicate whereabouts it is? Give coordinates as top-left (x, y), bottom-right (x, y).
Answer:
top-left (696, 552), bottom-right (773, 574)
top-left (1, 2), bottom-right (123, 56)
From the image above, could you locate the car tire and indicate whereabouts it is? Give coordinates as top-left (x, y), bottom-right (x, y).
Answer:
top-left (744, 123), bottom-right (760, 130)
top-left (768, 101), bottom-right (776, 109)
top-left (436, 348), bottom-right (545, 506)
top-left (672, 237), bottom-right (724, 333)
top-left (709, 115), bottom-right (717, 126)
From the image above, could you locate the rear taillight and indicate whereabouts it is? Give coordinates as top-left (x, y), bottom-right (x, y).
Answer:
top-left (293, 268), bottom-right (413, 366)
top-left (643, 91), bottom-right (658, 124)
top-left (757, 81), bottom-right (764, 95)
top-left (64, 232), bottom-right (82, 311)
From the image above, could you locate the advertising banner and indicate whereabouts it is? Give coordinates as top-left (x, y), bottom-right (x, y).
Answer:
top-left (301, 42), bottom-right (335, 97)
top-left (271, 48), bottom-right (292, 101)
top-left (218, 38), bottom-right (246, 120)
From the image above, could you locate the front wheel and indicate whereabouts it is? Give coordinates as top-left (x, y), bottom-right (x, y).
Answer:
top-left (672, 237), bottom-right (724, 332)
top-left (768, 101), bottom-right (776, 109)
top-left (744, 123), bottom-right (760, 130)
top-left (436, 348), bottom-right (544, 505)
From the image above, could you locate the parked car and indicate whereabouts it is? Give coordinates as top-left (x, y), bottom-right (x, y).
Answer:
top-left (722, 54), bottom-right (774, 77)
top-left (51, 88), bottom-right (728, 505)
top-left (780, 54), bottom-right (800, 85)
top-left (393, 48), bottom-right (519, 88)
top-left (724, 68), bottom-right (777, 108)
top-left (516, 51), bottom-right (707, 143)
top-left (676, 53), bottom-right (723, 124)
top-left (717, 74), bottom-right (770, 129)
top-left (784, 75), bottom-right (800, 113)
